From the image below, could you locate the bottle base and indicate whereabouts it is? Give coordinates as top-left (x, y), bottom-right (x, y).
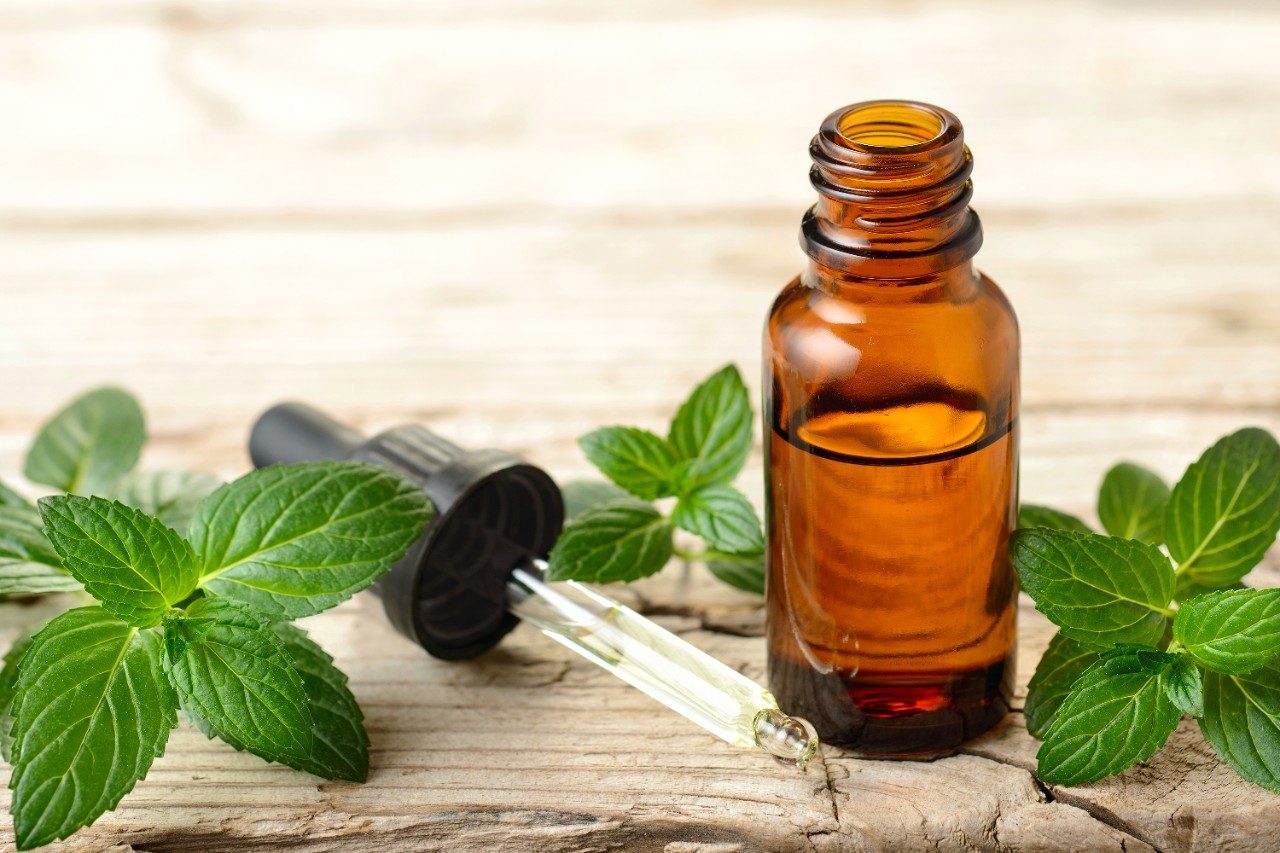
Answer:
top-left (768, 655), bottom-right (1013, 759)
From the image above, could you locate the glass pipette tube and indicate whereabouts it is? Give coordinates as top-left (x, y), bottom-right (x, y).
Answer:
top-left (507, 559), bottom-right (820, 769)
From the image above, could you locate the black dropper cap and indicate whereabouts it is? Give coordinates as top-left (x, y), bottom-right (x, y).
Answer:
top-left (248, 403), bottom-right (564, 661)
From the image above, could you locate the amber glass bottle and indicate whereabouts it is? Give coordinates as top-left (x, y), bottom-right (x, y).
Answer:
top-left (764, 101), bottom-right (1019, 757)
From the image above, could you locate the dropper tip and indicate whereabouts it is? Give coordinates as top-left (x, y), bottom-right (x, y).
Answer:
top-left (753, 708), bottom-right (820, 770)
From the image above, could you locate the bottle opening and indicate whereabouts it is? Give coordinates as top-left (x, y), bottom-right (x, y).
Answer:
top-left (805, 99), bottom-right (979, 276)
top-left (832, 101), bottom-right (955, 153)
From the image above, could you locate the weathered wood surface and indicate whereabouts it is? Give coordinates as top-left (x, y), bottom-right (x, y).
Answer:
top-left (1, 0), bottom-right (1279, 849)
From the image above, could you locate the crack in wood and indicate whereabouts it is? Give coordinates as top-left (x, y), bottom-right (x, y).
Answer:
top-left (958, 746), bottom-right (1165, 853)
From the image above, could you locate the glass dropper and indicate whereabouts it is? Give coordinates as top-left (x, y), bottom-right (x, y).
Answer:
top-left (246, 402), bottom-right (820, 770)
top-left (507, 558), bottom-right (819, 769)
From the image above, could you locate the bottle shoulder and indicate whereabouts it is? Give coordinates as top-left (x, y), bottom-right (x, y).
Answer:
top-left (766, 269), bottom-right (1019, 340)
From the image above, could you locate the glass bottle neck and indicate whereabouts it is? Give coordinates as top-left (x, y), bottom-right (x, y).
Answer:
top-left (800, 100), bottom-right (983, 281)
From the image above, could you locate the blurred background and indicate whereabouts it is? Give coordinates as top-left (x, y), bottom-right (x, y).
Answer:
top-left (1, 0), bottom-right (1278, 513)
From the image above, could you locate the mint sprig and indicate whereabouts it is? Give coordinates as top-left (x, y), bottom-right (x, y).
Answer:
top-left (1017, 427), bottom-right (1280, 791)
top-left (1, 459), bottom-right (431, 848)
top-left (547, 364), bottom-right (766, 594)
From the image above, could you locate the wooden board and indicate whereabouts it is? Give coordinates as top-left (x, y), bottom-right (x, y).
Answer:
top-left (1, 0), bottom-right (1279, 849)
top-left (2, 564), bottom-right (1277, 852)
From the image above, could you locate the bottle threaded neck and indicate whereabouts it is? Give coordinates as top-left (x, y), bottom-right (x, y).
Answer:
top-left (802, 100), bottom-right (982, 279)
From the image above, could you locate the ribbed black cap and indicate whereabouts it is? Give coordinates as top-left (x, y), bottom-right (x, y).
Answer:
top-left (248, 403), bottom-right (564, 660)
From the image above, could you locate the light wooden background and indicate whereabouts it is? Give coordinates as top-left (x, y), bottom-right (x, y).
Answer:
top-left (1, 0), bottom-right (1279, 850)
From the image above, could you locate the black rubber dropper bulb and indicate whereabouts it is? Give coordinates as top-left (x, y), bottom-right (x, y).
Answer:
top-left (248, 403), bottom-right (819, 768)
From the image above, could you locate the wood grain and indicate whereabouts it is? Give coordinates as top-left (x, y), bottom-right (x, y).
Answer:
top-left (1, 0), bottom-right (1279, 849)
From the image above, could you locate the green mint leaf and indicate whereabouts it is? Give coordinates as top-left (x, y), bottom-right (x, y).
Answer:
top-left (163, 597), bottom-right (312, 766)
top-left (546, 501), bottom-right (673, 583)
top-left (1097, 462), bottom-right (1170, 545)
top-left (706, 551), bottom-right (765, 595)
top-left (9, 608), bottom-right (176, 850)
top-left (1200, 661), bottom-right (1280, 792)
top-left (1165, 427), bottom-right (1280, 586)
top-left (579, 426), bottom-right (680, 500)
top-left (0, 630), bottom-right (36, 762)
top-left (1011, 529), bottom-right (1174, 647)
top-left (181, 623), bottom-right (368, 782)
top-left (560, 479), bottom-right (632, 521)
top-left (667, 364), bottom-right (753, 493)
top-left (672, 485), bottom-right (764, 555)
top-left (0, 505), bottom-right (82, 596)
top-left (23, 386), bottom-right (146, 496)
top-left (1036, 646), bottom-right (1182, 786)
top-left (110, 469), bottom-right (222, 533)
top-left (0, 479), bottom-right (29, 508)
top-left (273, 623), bottom-right (369, 782)
top-left (1164, 654), bottom-right (1204, 718)
top-left (38, 495), bottom-right (198, 627)
top-left (1018, 504), bottom-right (1092, 533)
top-left (1024, 632), bottom-right (1103, 739)
top-left (1174, 588), bottom-right (1280, 674)
top-left (191, 462), bottom-right (432, 619)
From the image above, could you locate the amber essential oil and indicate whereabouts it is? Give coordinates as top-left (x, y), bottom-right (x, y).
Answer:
top-left (764, 101), bottom-right (1020, 757)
